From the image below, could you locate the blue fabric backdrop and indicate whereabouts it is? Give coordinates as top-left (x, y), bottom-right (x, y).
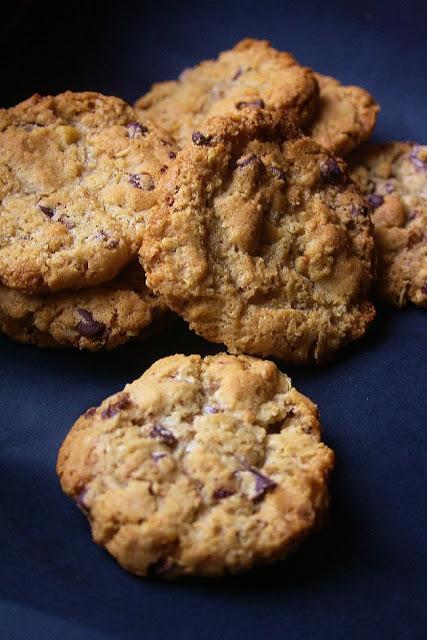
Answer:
top-left (0, 1), bottom-right (426, 638)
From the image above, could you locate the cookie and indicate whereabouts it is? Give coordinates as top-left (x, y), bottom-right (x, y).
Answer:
top-left (0, 261), bottom-right (168, 350)
top-left (349, 142), bottom-right (427, 307)
top-left (0, 92), bottom-right (179, 292)
top-left (134, 38), bottom-right (319, 147)
top-left (57, 353), bottom-right (334, 578)
top-left (139, 110), bottom-right (376, 364)
top-left (305, 74), bottom-right (379, 156)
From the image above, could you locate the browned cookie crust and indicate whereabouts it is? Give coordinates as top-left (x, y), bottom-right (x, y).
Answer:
top-left (349, 142), bottom-right (427, 307)
top-left (57, 353), bottom-right (334, 578)
top-left (134, 38), bottom-right (319, 146)
top-left (305, 74), bottom-right (379, 156)
top-left (0, 262), bottom-right (168, 350)
top-left (0, 92), bottom-right (179, 292)
top-left (139, 110), bottom-right (376, 364)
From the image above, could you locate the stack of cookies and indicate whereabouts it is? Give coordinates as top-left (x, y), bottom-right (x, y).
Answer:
top-left (1, 38), bottom-right (426, 579)
top-left (1, 39), bottom-right (425, 359)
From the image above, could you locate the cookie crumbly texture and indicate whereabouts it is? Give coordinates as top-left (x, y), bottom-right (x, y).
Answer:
top-left (139, 110), bottom-right (376, 364)
top-left (0, 91), bottom-right (179, 293)
top-left (349, 142), bottom-right (427, 307)
top-left (0, 262), bottom-right (168, 350)
top-left (57, 353), bottom-right (334, 578)
top-left (305, 74), bottom-right (379, 156)
top-left (134, 38), bottom-right (319, 147)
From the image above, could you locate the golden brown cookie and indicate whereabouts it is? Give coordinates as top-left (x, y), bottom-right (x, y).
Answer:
top-left (0, 92), bottom-right (179, 292)
top-left (305, 74), bottom-right (379, 156)
top-left (134, 38), bottom-right (319, 146)
top-left (0, 261), bottom-right (168, 350)
top-left (57, 353), bottom-right (334, 578)
top-left (349, 142), bottom-right (427, 307)
top-left (139, 110), bottom-right (376, 364)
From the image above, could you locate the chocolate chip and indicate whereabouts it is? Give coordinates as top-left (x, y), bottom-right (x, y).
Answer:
top-left (150, 425), bottom-right (177, 447)
top-left (236, 153), bottom-right (258, 168)
top-left (367, 194), bottom-right (384, 209)
top-left (350, 204), bottom-right (370, 217)
top-left (39, 205), bottom-right (54, 218)
top-left (101, 393), bottom-right (132, 419)
top-left (168, 151), bottom-right (177, 159)
top-left (235, 99), bottom-right (265, 110)
top-left (129, 173), bottom-right (155, 191)
top-left (151, 452), bottom-right (167, 462)
top-left (76, 309), bottom-right (107, 339)
top-left (269, 166), bottom-right (286, 181)
top-left (204, 405), bottom-right (219, 414)
top-left (84, 407), bottom-right (96, 419)
top-left (410, 145), bottom-right (427, 171)
top-left (192, 131), bottom-right (213, 146)
top-left (147, 558), bottom-right (175, 578)
top-left (249, 468), bottom-right (277, 502)
top-left (160, 165), bottom-right (168, 173)
top-left (75, 488), bottom-right (89, 513)
top-left (126, 121), bottom-right (148, 138)
top-left (320, 158), bottom-right (344, 184)
top-left (213, 487), bottom-right (235, 500)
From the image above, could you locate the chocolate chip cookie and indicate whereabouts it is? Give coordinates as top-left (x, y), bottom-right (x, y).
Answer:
top-left (305, 74), bottom-right (379, 156)
top-left (57, 353), bottom-right (334, 578)
top-left (0, 262), bottom-right (168, 350)
top-left (0, 92), bottom-right (179, 292)
top-left (349, 142), bottom-right (427, 307)
top-left (139, 110), bottom-right (376, 364)
top-left (134, 38), bottom-right (319, 147)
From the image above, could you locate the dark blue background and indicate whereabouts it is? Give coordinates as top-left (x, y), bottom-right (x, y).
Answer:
top-left (1, 1), bottom-right (426, 639)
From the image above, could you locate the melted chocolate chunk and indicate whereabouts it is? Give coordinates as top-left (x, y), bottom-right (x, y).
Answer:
top-left (39, 205), bottom-right (54, 218)
top-left (269, 166), bottom-right (286, 181)
top-left (213, 487), bottom-right (235, 500)
top-left (320, 158), bottom-right (344, 184)
top-left (126, 121), bottom-right (148, 138)
top-left (129, 173), bottom-right (155, 191)
top-left (76, 309), bottom-right (107, 339)
top-left (236, 153), bottom-right (258, 168)
top-left (101, 393), bottom-right (132, 419)
top-left (192, 131), bottom-right (213, 146)
top-left (150, 425), bottom-right (177, 447)
top-left (168, 151), bottom-right (177, 159)
top-left (249, 468), bottom-right (277, 502)
top-left (235, 99), bottom-right (265, 110)
top-left (367, 194), bottom-right (384, 209)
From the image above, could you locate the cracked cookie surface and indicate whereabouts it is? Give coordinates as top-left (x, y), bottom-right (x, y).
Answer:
top-left (0, 91), bottom-right (179, 292)
top-left (349, 142), bottom-right (427, 307)
top-left (134, 38), bottom-right (319, 147)
top-left (139, 110), bottom-right (375, 364)
top-left (57, 353), bottom-right (334, 578)
top-left (305, 74), bottom-right (379, 156)
top-left (0, 261), bottom-right (168, 350)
